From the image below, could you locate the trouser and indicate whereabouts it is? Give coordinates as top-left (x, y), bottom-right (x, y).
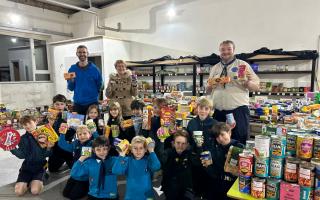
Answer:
top-left (204, 177), bottom-right (235, 200)
top-left (48, 145), bottom-right (74, 172)
top-left (74, 102), bottom-right (98, 115)
top-left (213, 105), bottom-right (250, 145)
top-left (63, 177), bottom-right (89, 200)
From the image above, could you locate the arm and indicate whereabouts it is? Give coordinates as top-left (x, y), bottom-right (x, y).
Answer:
top-left (105, 79), bottom-right (114, 98)
top-left (243, 63), bottom-right (260, 92)
top-left (71, 160), bottom-right (89, 179)
top-left (67, 68), bottom-right (75, 91)
top-left (112, 156), bottom-right (129, 175)
top-left (96, 68), bottom-right (103, 93)
top-left (147, 152), bottom-right (161, 172)
top-left (156, 141), bottom-right (168, 164)
top-left (57, 134), bottom-right (73, 152)
top-left (10, 136), bottom-right (27, 159)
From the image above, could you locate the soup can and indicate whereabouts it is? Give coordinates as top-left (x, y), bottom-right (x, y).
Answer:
top-left (239, 153), bottom-right (254, 177)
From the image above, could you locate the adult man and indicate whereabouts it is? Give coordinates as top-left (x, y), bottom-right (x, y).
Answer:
top-left (67, 45), bottom-right (103, 115)
top-left (207, 40), bottom-right (260, 144)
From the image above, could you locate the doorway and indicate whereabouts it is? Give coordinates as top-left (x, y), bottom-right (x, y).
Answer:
top-left (88, 56), bottom-right (103, 100)
top-left (12, 61), bottom-right (20, 81)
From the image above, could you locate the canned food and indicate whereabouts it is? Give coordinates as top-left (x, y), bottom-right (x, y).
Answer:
top-left (239, 175), bottom-right (251, 194)
top-left (284, 156), bottom-right (300, 183)
top-left (255, 135), bottom-right (270, 157)
top-left (270, 157), bottom-right (283, 179)
top-left (270, 135), bottom-right (286, 158)
top-left (314, 136), bottom-right (320, 159)
top-left (298, 162), bottom-right (315, 187)
top-left (116, 139), bottom-right (129, 153)
top-left (226, 113), bottom-right (236, 127)
top-left (239, 153), bottom-right (254, 177)
top-left (145, 137), bottom-right (155, 149)
top-left (266, 178), bottom-right (280, 200)
top-left (200, 151), bottom-right (212, 161)
top-left (254, 156), bottom-right (269, 178)
top-left (286, 132), bottom-right (298, 156)
top-left (251, 177), bottom-right (266, 199)
top-left (245, 140), bottom-right (255, 153)
top-left (300, 186), bottom-right (313, 200)
top-left (296, 134), bottom-right (314, 161)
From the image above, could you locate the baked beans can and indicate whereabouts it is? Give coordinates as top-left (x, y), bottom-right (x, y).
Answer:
top-left (266, 178), bottom-right (280, 200)
top-left (251, 177), bottom-right (266, 199)
top-left (298, 162), bottom-right (315, 188)
top-left (297, 135), bottom-right (314, 161)
top-left (239, 153), bottom-right (254, 177)
top-left (300, 186), bottom-right (313, 200)
top-left (239, 175), bottom-right (251, 194)
top-left (284, 156), bottom-right (300, 183)
top-left (286, 132), bottom-right (298, 156)
top-left (255, 135), bottom-right (270, 157)
top-left (254, 156), bottom-right (269, 178)
top-left (270, 135), bottom-right (286, 158)
top-left (270, 157), bottom-right (283, 179)
top-left (314, 136), bottom-right (320, 159)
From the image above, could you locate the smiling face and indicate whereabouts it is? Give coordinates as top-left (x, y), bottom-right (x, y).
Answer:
top-left (22, 120), bottom-right (37, 132)
top-left (216, 130), bottom-right (232, 146)
top-left (110, 108), bottom-right (119, 118)
top-left (94, 146), bottom-right (109, 160)
top-left (77, 130), bottom-right (91, 143)
top-left (219, 42), bottom-right (235, 62)
top-left (115, 63), bottom-right (127, 76)
top-left (131, 142), bottom-right (147, 160)
top-left (76, 47), bottom-right (88, 63)
top-left (88, 108), bottom-right (99, 120)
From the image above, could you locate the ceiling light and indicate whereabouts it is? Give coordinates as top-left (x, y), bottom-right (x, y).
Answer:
top-left (11, 38), bottom-right (17, 43)
top-left (167, 7), bottom-right (176, 18)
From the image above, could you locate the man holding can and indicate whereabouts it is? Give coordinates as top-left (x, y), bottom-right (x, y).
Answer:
top-left (206, 40), bottom-right (260, 144)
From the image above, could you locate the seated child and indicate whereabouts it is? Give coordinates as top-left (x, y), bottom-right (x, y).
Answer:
top-left (201, 122), bottom-right (244, 200)
top-left (159, 130), bottom-right (201, 200)
top-left (112, 136), bottom-right (161, 200)
top-left (86, 104), bottom-right (104, 135)
top-left (61, 125), bottom-right (96, 200)
top-left (71, 136), bottom-right (118, 200)
top-left (10, 115), bottom-right (53, 196)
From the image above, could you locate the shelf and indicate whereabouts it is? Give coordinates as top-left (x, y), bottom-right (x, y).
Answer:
top-left (255, 70), bottom-right (312, 75)
top-left (250, 92), bottom-right (305, 96)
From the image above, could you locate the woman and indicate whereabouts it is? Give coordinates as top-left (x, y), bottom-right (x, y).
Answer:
top-left (106, 60), bottom-right (138, 119)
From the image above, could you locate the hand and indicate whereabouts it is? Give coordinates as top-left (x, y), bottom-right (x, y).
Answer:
top-left (79, 155), bottom-right (89, 162)
top-left (47, 142), bottom-right (55, 149)
top-left (201, 159), bottom-right (213, 167)
top-left (147, 139), bottom-right (155, 153)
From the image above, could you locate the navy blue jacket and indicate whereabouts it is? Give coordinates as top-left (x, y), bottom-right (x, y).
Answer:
top-left (67, 62), bottom-right (103, 105)
top-left (10, 132), bottom-right (52, 173)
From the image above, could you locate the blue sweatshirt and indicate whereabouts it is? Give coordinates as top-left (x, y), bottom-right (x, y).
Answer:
top-left (112, 152), bottom-right (161, 200)
top-left (71, 157), bottom-right (118, 199)
top-left (67, 62), bottom-right (102, 105)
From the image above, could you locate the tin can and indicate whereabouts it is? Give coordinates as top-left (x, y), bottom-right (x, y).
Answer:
top-left (284, 156), bottom-right (300, 183)
top-left (270, 157), bottom-right (284, 179)
top-left (116, 139), bottom-right (129, 153)
top-left (255, 135), bottom-right (270, 157)
top-left (298, 162), bottom-right (315, 187)
top-left (314, 136), bottom-right (320, 159)
top-left (266, 178), bottom-right (281, 200)
top-left (286, 132), bottom-right (298, 156)
top-left (300, 186), bottom-right (313, 200)
top-left (239, 175), bottom-right (251, 194)
top-left (200, 151), bottom-right (212, 161)
top-left (239, 153), bottom-right (254, 177)
top-left (251, 177), bottom-right (266, 199)
top-left (297, 134), bottom-right (314, 161)
top-left (145, 137), bottom-right (155, 149)
top-left (104, 125), bottom-right (111, 137)
top-left (226, 113), bottom-right (236, 127)
top-left (270, 135), bottom-right (286, 158)
top-left (111, 125), bottom-right (120, 138)
top-left (245, 140), bottom-right (255, 153)
top-left (254, 156), bottom-right (269, 178)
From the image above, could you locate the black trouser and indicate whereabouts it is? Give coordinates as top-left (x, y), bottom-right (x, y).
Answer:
top-left (63, 177), bottom-right (89, 200)
top-left (74, 102), bottom-right (98, 115)
top-left (163, 182), bottom-right (194, 200)
top-left (204, 177), bottom-right (234, 200)
top-left (48, 145), bottom-right (73, 172)
top-left (213, 105), bottom-right (250, 145)
top-left (87, 195), bottom-right (118, 200)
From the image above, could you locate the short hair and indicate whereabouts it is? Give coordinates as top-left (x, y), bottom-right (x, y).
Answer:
top-left (77, 45), bottom-right (88, 50)
top-left (52, 94), bottom-right (67, 103)
top-left (114, 60), bottom-right (126, 68)
top-left (197, 97), bottom-right (213, 108)
top-left (92, 135), bottom-right (110, 149)
top-left (87, 104), bottom-right (100, 116)
top-left (154, 98), bottom-right (168, 107)
top-left (211, 122), bottom-right (231, 138)
top-left (173, 129), bottom-right (189, 143)
top-left (131, 136), bottom-right (147, 148)
top-left (20, 115), bottom-right (37, 125)
top-left (219, 40), bottom-right (235, 49)
top-left (131, 100), bottom-right (145, 111)
top-left (76, 125), bottom-right (90, 136)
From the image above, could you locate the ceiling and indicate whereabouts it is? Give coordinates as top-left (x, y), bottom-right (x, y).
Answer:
top-left (8, 0), bottom-right (123, 15)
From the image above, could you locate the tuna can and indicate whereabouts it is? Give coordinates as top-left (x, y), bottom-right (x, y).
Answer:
top-left (251, 177), bottom-right (266, 199)
top-left (286, 132), bottom-right (298, 156)
top-left (254, 156), bottom-right (269, 178)
top-left (297, 134), bottom-right (314, 161)
top-left (255, 135), bottom-right (270, 157)
top-left (270, 135), bottom-right (286, 158)
top-left (300, 186), bottom-right (314, 200)
top-left (270, 157), bottom-right (283, 179)
top-left (239, 175), bottom-right (251, 194)
top-left (239, 153), bottom-right (254, 177)
top-left (314, 136), bottom-right (320, 159)
top-left (298, 162), bottom-right (315, 188)
top-left (266, 178), bottom-right (280, 200)
top-left (284, 156), bottom-right (300, 183)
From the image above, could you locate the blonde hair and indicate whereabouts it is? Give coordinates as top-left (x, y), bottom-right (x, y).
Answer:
top-left (131, 136), bottom-right (147, 149)
top-left (108, 101), bottom-right (123, 122)
top-left (114, 60), bottom-right (126, 68)
top-left (76, 125), bottom-right (90, 136)
top-left (197, 97), bottom-right (213, 109)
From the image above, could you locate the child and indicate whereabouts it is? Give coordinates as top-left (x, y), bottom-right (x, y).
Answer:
top-left (10, 115), bottom-right (53, 196)
top-left (201, 122), bottom-right (244, 200)
top-left (112, 136), bottom-right (161, 200)
top-left (158, 130), bottom-right (201, 200)
top-left (71, 136), bottom-right (118, 200)
top-left (107, 101), bottom-right (124, 139)
top-left (86, 104), bottom-right (104, 135)
top-left (61, 125), bottom-right (96, 200)
top-left (48, 94), bottom-right (74, 172)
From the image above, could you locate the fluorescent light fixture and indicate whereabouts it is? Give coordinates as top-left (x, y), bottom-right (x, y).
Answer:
top-left (167, 7), bottom-right (176, 18)
top-left (8, 13), bottom-right (21, 24)
top-left (11, 38), bottom-right (17, 43)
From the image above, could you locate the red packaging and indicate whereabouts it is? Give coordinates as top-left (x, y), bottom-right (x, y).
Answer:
top-left (0, 128), bottom-right (20, 151)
